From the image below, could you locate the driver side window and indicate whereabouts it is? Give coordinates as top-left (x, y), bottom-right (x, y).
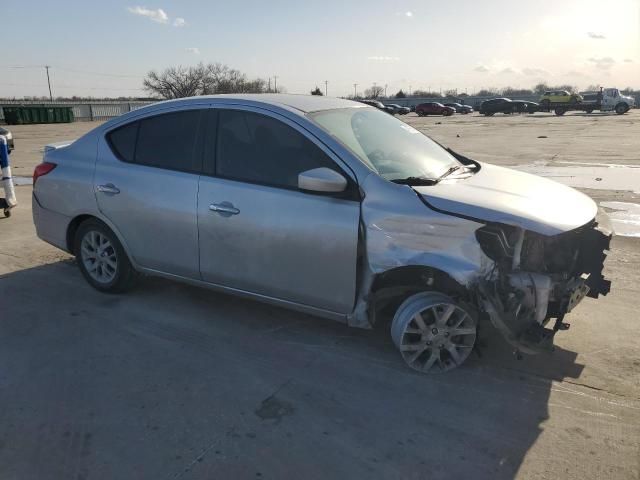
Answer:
top-left (215, 110), bottom-right (336, 189)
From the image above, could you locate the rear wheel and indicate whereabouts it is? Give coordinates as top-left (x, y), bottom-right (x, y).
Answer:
top-left (74, 219), bottom-right (136, 293)
top-left (391, 292), bottom-right (477, 373)
top-left (585, 109), bottom-right (594, 114)
top-left (554, 107), bottom-right (567, 116)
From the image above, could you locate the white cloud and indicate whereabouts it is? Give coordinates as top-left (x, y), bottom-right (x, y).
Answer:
top-left (499, 67), bottom-right (517, 75)
top-left (473, 65), bottom-right (490, 73)
top-left (173, 17), bottom-right (186, 27)
top-left (405, 11), bottom-right (413, 17)
top-left (522, 67), bottom-right (549, 76)
top-left (588, 57), bottom-right (615, 70)
top-left (587, 32), bottom-right (606, 39)
top-left (185, 47), bottom-right (200, 55)
top-left (127, 6), bottom-right (168, 24)
top-left (367, 56), bottom-right (400, 62)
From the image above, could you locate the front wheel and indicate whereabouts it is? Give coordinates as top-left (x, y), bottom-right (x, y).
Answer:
top-left (391, 292), bottom-right (477, 373)
top-left (615, 103), bottom-right (628, 115)
top-left (74, 219), bottom-right (136, 293)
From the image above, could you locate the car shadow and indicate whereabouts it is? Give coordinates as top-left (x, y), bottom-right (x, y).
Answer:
top-left (0, 260), bottom-right (584, 480)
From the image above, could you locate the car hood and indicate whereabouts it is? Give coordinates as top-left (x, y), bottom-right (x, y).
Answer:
top-left (413, 163), bottom-right (597, 236)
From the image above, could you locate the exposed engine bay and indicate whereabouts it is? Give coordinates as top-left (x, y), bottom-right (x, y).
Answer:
top-left (475, 220), bottom-right (611, 354)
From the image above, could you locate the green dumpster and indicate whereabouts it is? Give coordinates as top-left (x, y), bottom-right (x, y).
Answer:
top-left (2, 106), bottom-right (74, 125)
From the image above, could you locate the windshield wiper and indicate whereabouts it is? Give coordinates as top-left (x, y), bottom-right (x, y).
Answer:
top-left (391, 176), bottom-right (438, 186)
top-left (391, 165), bottom-right (468, 187)
top-left (436, 165), bottom-right (463, 181)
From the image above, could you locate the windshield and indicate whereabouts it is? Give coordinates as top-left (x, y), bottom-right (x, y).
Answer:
top-left (308, 107), bottom-right (459, 181)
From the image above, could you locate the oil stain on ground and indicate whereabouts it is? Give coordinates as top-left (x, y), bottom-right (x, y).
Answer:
top-left (255, 395), bottom-right (295, 423)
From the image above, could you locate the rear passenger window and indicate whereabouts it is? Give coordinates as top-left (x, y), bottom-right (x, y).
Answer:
top-left (107, 110), bottom-right (201, 172)
top-left (108, 122), bottom-right (138, 162)
top-left (135, 110), bottom-right (201, 172)
top-left (216, 110), bottom-right (335, 189)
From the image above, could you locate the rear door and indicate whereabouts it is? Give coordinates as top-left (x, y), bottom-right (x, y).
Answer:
top-left (95, 108), bottom-right (204, 278)
top-left (197, 107), bottom-right (360, 314)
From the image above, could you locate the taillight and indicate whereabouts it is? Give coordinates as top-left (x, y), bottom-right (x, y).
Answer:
top-left (33, 162), bottom-right (57, 186)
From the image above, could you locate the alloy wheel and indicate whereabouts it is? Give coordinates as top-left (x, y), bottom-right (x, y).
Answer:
top-left (391, 293), bottom-right (476, 373)
top-left (80, 230), bottom-right (118, 284)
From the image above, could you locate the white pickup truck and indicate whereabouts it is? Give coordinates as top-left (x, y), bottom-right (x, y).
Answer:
top-left (580, 88), bottom-right (635, 114)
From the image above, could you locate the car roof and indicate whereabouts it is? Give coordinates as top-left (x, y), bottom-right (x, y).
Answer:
top-left (143, 94), bottom-right (363, 115)
top-left (100, 94), bottom-right (369, 130)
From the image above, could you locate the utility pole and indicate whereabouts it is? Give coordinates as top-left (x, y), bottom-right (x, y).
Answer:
top-left (324, 80), bottom-right (328, 96)
top-left (384, 84), bottom-right (388, 97)
top-left (353, 83), bottom-right (358, 98)
top-left (268, 77), bottom-right (271, 93)
top-left (45, 65), bottom-right (53, 101)
top-left (409, 85), bottom-right (412, 96)
top-left (273, 76), bottom-right (278, 93)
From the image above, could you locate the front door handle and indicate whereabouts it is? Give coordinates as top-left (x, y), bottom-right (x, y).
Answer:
top-left (209, 201), bottom-right (240, 217)
top-left (97, 183), bottom-right (120, 195)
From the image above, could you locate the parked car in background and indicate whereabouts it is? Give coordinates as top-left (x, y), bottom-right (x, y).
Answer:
top-left (444, 103), bottom-right (473, 114)
top-left (539, 90), bottom-right (583, 106)
top-left (359, 99), bottom-right (395, 114)
top-left (511, 100), bottom-right (539, 114)
top-left (415, 102), bottom-right (455, 116)
top-left (0, 127), bottom-right (14, 152)
top-left (31, 94), bottom-right (611, 374)
top-left (387, 104), bottom-right (411, 115)
top-left (479, 98), bottom-right (514, 116)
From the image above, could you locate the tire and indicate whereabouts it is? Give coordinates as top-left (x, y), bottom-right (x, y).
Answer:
top-left (615, 103), bottom-right (628, 115)
top-left (74, 219), bottom-right (136, 293)
top-left (585, 109), bottom-right (594, 114)
top-left (554, 107), bottom-right (567, 116)
top-left (391, 292), bottom-right (477, 373)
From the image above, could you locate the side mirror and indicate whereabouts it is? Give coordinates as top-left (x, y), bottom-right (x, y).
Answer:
top-left (298, 167), bottom-right (347, 193)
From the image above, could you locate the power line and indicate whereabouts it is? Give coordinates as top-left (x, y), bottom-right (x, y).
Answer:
top-left (0, 65), bottom-right (144, 79)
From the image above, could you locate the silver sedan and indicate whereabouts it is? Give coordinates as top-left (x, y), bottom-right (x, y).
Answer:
top-left (32, 94), bottom-right (611, 373)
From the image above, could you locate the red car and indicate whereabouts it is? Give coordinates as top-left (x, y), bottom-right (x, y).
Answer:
top-left (415, 102), bottom-right (455, 116)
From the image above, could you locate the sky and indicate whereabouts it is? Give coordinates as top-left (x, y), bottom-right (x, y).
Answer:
top-left (1, 0), bottom-right (639, 98)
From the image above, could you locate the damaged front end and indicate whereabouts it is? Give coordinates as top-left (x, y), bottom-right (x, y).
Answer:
top-left (475, 221), bottom-right (611, 354)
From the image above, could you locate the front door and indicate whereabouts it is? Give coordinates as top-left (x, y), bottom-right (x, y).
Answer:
top-left (197, 107), bottom-right (360, 314)
top-left (95, 108), bottom-right (204, 278)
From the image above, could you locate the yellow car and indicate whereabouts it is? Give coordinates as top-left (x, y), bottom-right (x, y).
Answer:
top-left (539, 90), bottom-right (583, 105)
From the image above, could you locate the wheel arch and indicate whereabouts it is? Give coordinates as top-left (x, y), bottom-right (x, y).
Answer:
top-left (66, 213), bottom-right (138, 268)
top-left (366, 265), bottom-right (473, 326)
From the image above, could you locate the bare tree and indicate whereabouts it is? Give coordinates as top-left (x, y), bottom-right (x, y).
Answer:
top-left (364, 85), bottom-right (384, 99)
top-left (143, 62), bottom-right (270, 99)
top-left (310, 86), bottom-right (323, 96)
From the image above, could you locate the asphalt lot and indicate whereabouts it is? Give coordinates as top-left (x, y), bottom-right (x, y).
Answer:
top-left (1, 111), bottom-right (639, 479)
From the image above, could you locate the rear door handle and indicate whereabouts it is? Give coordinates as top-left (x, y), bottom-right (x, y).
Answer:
top-left (97, 183), bottom-right (120, 195)
top-left (209, 201), bottom-right (240, 217)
